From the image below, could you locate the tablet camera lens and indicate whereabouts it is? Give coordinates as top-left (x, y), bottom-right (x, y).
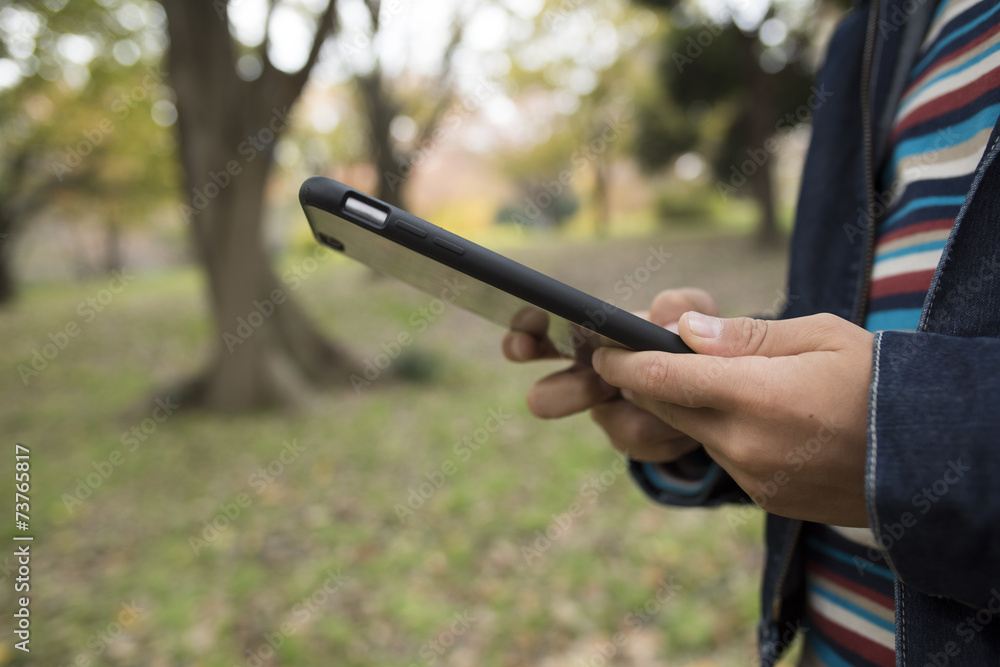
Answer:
top-left (316, 232), bottom-right (344, 252)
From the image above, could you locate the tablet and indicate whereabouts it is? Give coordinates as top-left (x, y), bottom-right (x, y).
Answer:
top-left (299, 177), bottom-right (691, 358)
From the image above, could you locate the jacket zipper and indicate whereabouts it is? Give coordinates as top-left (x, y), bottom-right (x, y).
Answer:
top-left (768, 520), bottom-right (803, 623)
top-left (769, 0), bottom-right (882, 629)
top-left (853, 0), bottom-right (881, 326)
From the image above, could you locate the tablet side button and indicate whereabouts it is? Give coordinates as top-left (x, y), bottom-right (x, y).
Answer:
top-left (433, 238), bottom-right (465, 255)
top-left (395, 220), bottom-right (427, 238)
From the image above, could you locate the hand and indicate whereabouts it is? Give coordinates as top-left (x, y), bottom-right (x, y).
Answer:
top-left (591, 311), bottom-right (875, 527)
top-left (502, 288), bottom-right (718, 463)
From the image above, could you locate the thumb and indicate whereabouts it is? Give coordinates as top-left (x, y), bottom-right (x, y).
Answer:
top-left (678, 311), bottom-right (851, 358)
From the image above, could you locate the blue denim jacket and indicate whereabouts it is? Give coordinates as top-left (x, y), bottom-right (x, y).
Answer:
top-left (630, 1), bottom-right (1000, 664)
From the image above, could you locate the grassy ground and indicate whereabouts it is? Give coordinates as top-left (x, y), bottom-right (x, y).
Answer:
top-left (0, 231), bottom-right (796, 666)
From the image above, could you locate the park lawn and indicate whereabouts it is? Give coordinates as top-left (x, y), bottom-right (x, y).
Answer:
top-left (0, 231), bottom-right (800, 666)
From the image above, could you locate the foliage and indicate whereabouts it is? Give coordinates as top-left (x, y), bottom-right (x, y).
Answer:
top-left (0, 0), bottom-right (178, 290)
top-left (633, 0), bottom-right (822, 171)
top-left (491, 0), bottom-right (662, 231)
top-left (629, 0), bottom-right (847, 242)
top-left (654, 184), bottom-right (717, 224)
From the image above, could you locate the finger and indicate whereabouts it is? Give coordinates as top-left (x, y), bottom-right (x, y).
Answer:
top-left (649, 288), bottom-right (719, 328)
top-left (502, 330), bottom-right (563, 362)
top-left (510, 306), bottom-right (550, 336)
top-left (527, 364), bottom-right (619, 419)
top-left (678, 311), bottom-right (867, 358)
top-left (590, 400), bottom-right (701, 462)
top-left (594, 314), bottom-right (872, 411)
top-left (593, 346), bottom-right (749, 410)
top-left (621, 387), bottom-right (725, 445)
top-left (627, 309), bottom-right (682, 339)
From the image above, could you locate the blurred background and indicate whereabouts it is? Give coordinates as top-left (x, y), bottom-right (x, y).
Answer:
top-left (0, 0), bottom-right (849, 664)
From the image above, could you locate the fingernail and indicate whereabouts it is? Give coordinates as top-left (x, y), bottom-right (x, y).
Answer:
top-left (687, 312), bottom-right (723, 338)
top-left (621, 388), bottom-right (634, 402)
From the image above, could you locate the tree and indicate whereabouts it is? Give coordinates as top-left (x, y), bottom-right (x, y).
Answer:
top-left (633, 0), bottom-right (845, 245)
top-left (345, 0), bottom-right (467, 209)
top-left (159, 0), bottom-right (360, 411)
top-left (492, 0), bottom-right (656, 233)
top-left (315, 0), bottom-right (497, 212)
top-left (0, 0), bottom-right (177, 301)
top-left (0, 143), bottom-right (66, 303)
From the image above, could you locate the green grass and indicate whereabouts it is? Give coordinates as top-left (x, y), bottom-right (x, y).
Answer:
top-left (0, 230), bottom-right (799, 666)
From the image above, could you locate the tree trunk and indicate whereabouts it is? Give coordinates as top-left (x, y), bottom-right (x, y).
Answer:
top-left (0, 240), bottom-right (14, 305)
top-left (752, 160), bottom-right (780, 247)
top-left (593, 154), bottom-right (610, 237)
top-left (162, 0), bottom-right (355, 412)
top-left (179, 111), bottom-right (357, 411)
top-left (104, 211), bottom-right (123, 274)
top-left (359, 70), bottom-right (406, 209)
top-left (356, 4), bottom-right (461, 213)
top-left (0, 211), bottom-right (14, 304)
top-left (736, 30), bottom-right (783, 248)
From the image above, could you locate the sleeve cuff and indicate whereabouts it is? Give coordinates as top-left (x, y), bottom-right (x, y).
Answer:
top-left (629, 449), bottom-right (744, 507)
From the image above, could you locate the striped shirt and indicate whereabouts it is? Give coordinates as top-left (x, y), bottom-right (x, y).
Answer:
top-left (866, 0), bottom-right (1000, 330)
top-left (801, 0), bottom-right (1000, 664)
top-left (801, 526), bottom-right (896, 666)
